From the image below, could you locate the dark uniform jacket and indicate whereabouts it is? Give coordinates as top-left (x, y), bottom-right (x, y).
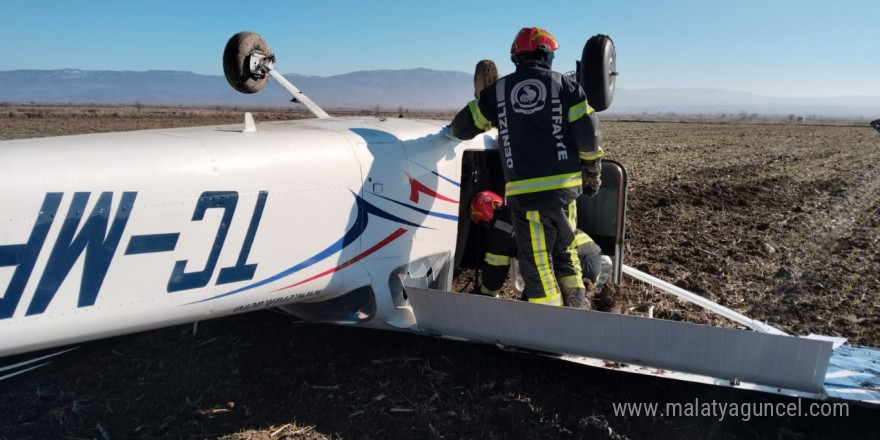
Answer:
top-left (450, 64), bottom-right (603, 210)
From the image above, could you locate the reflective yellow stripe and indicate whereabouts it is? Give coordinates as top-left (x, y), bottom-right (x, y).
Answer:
top-left (468, 99), bottom-right (492, 131)
top-left (480, 285), bottom-right (500, 297)
top-left (527, 210), bottom-right (561, 305)
top-left (559, 275), bottom-right (585, 290)
top-left (564, 208), bottom-right (584, 284)
top-left (533, 28), bottom-right (556, 45)
top-left (506, 172), bottom-right (582, 196)
top-left (568, 100), bottom-right (594, 123)
top-left (575, 231), bottom-right (593, 246)
top-left (484, 252), bottom-right (511, 266)
top-left (529, 293), bottom-right (562, 305)
top-left (567, 200), bottom-right (577, 228)
top-left (566, 244), bottom-right (584, 285)
top-left (578, 147), bottom-right (605, 162)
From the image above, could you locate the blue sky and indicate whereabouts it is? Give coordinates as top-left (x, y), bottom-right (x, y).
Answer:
top-left (2, 0), bottom-right (878, 97)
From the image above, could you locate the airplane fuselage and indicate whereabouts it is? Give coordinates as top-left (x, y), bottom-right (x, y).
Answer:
top-left (0, 116), bottom-right (495, 356)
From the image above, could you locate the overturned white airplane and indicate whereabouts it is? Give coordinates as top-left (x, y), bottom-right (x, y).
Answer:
top-left (1, 32), bottom-right (878, 406)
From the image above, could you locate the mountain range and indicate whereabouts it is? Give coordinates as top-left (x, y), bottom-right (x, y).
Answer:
top-left (2, 69), bottom-right (878, 119)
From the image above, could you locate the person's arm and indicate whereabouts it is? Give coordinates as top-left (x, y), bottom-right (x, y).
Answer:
top-left (448, 85), bottom-right (498, 140)
top-left (449, 99), bottom-right (492, 140)
top-left (567, 82), bottom-right (604, 197)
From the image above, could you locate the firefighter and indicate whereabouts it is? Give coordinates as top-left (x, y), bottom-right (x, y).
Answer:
top-left (448, 27), bottom-right (603, 308)
top-left (469, 191), bottom-right (610, 308)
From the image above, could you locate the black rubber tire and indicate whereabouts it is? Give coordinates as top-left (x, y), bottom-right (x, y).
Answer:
top-left (223, 31), bottom-right (271, 94)
top-left (473, 59), bottom-right (498, 98)
top-left (580, 34), bottom-right (616, 112)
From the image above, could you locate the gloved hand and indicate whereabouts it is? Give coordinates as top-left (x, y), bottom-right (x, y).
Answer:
top-left (583, 175), bottom-right (601, 198)
top-left (581, 159), bottom-right (602, 198)
top-left (443, 125), bottom-right (460, 141)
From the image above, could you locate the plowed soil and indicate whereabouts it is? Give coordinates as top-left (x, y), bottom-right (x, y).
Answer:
top-left (1, 106), bottom-right (878, 439)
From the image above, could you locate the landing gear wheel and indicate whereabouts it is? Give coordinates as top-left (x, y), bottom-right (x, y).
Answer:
top-left (580, 34), bottom-right (616, 112)
top-left (473, 59), bottom-right (498, 98)
top-left (223, 31), bottom-right (272, 94)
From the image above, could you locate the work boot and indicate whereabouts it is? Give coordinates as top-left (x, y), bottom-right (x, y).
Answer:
top-left (473, 284), bottom-right (499, 298)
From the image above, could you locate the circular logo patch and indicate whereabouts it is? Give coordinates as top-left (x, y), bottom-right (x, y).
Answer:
top-left (511, 79), bottom-right (547, 114)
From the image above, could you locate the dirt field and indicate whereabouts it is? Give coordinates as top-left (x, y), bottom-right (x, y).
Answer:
top-left (1, 106), bottom-right (878, 439)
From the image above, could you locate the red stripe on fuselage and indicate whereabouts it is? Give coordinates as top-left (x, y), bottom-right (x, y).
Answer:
top-left (407, 172), bottom-right (457, 204)
top-left (273, 228), bottom-right (408, 291)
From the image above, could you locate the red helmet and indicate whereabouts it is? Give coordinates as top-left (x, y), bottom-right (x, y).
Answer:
top-left (470, 190), bottom-right (503, 224)
top-left (510, 27), bottom-right (559, 61)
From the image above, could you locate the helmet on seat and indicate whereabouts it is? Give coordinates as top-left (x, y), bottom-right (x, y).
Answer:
top-left (470, 190), bottom-right (503, 224)
top-left (510, 27), bottom-right (559, 65)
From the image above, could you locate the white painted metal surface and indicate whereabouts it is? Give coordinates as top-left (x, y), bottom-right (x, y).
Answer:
top-left (406, 287), bottom-right (832, 393)
top-left (407, 285), bottom-right (880, 404)
top-left (0, 117), bottom-right (492, 357)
